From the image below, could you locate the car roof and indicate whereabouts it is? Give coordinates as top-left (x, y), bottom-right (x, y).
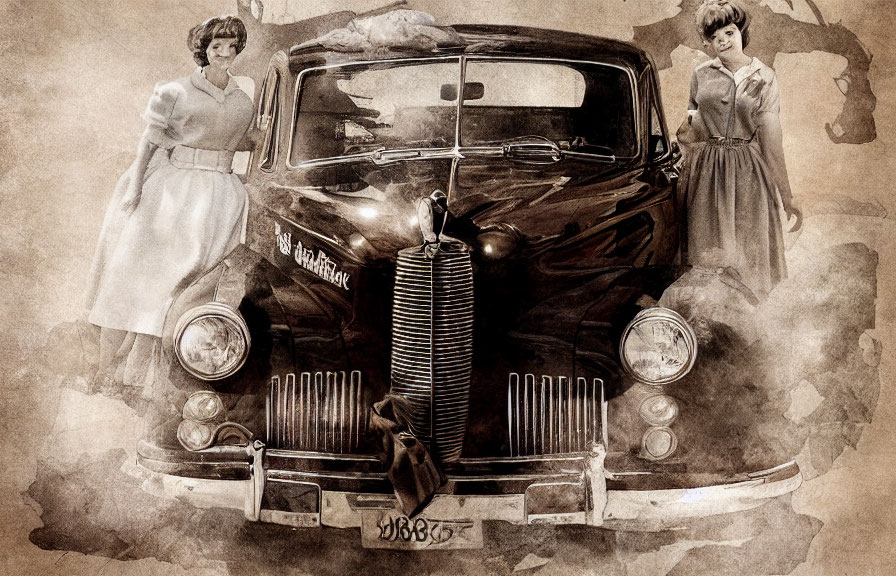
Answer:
top-left (288, 23), bottom-right (652, 73)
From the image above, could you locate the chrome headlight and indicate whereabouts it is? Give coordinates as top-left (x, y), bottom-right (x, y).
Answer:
top-left (619, 307), bottom-right (697, 385)
top-left (173, 303), bottom-right (250, 381)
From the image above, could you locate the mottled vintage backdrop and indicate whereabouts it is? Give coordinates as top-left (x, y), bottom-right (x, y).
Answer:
top-left (1, 1), bottom-right (894, 574)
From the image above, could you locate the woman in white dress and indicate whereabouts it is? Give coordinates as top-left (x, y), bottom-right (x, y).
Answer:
top-left (85, 15), bottom-right (254, 381)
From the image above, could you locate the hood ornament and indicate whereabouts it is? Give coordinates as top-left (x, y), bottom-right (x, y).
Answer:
top-left (416, 189), bottom-right (448, 259)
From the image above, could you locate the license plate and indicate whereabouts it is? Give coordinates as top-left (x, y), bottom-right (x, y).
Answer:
top-left (360, 511), bottom-right (483, 550)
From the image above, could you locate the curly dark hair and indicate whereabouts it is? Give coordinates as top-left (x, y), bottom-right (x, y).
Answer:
top-left (695, 0), bottom-right (751, 49)
top-left (187, 15), bottom-right (247, 67)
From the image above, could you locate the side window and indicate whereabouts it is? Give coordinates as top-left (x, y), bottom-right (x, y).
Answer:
top-left (258, 67), bottom-right (281, 172)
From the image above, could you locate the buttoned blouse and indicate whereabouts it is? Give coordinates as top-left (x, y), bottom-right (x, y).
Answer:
top-left (688, 57), bottom-right (781, 141)
top-left (141, 68), bottom-right (253, 152)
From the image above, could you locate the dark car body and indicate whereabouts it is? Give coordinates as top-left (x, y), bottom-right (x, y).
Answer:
top-left (137, 21), bottom-right (800, 548)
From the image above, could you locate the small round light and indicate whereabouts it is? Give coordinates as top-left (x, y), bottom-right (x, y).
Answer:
top-left (619, 307), bottom-right (697, 385)
top-left (641, 427), bottom-right (678, 460)
top-left (638, 394), bottom-right (679, 427)
top-left (174, 303), bottom-right (251, 381)
top-left (182, 391), bottom-right (226, 423)
top-left (177, 419), bottom-right (215, 451)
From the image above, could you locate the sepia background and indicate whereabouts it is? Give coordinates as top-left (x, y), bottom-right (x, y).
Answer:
top-left (0, 0), bottom-right (893, 574)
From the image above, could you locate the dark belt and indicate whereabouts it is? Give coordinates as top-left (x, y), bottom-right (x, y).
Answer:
top-left (708, 137), bottom-right (753, 148)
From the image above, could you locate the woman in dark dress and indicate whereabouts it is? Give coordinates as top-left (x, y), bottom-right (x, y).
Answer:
top-left (678, 0), bottom-right (801, 300)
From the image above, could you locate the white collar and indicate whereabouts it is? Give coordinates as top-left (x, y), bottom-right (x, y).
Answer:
top-left (191, 67), bottom-right (237, 103)
top-left (709, 57), bottom-right (762, 86)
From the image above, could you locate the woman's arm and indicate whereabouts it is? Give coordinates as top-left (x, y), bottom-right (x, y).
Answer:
top-left (677, 68), bottom-right (709, 157)
top-left (234, 127), bottom-right (261, 152)
top-left (755, 71), bottom-right (801, 231)
top-left (676, 111), bottom-right (707, 154)
top-left (120, 137), bottom-right (158, 213)
top-left (756, 110), bottom-right (801, 231)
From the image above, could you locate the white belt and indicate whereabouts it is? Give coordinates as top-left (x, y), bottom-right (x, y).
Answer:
top-left (170, 145), bottom-right (235, 173)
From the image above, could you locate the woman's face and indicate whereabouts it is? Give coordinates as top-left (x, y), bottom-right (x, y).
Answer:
top-left (206, 37), bottom-right (238, 71)
top-left (706, 23), bottom-right (745, 59)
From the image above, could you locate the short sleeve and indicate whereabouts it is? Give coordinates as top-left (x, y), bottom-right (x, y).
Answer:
top-left (140, 82), bottom-right (181, 148)
top-left (756, 71), bottom-right (781, 115)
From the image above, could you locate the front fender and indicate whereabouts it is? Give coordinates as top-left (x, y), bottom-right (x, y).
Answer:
top-left (152, 245), bottom-right (346, 454)
top-left (161, 244), bottom-right (265, 354)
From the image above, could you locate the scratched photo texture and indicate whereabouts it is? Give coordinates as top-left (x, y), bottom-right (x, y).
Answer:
top-left (0, 0), bottom-right (893, 575)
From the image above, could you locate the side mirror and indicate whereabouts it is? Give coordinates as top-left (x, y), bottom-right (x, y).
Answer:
top-left (440, 82), bottom-right (485, 102)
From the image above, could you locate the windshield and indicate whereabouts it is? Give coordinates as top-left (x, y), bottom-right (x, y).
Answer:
top-left (290, 57), bottom-right (636, 165)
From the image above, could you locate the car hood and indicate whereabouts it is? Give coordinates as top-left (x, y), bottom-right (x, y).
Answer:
top-left (257, 156), bottom-right (651, 262)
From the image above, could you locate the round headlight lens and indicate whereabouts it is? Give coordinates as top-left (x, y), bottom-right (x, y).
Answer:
top-left (177, 419), bottom-right (215, 451)
top-left (641, 426), bottom-right (678, 460)
top-left (619, 307), bottom-right (697, 385)
top-left (638, 394), bottom-right (679, 427)
top-left (182, 390), bottom-right (226, 423)
top-left (174, 303), bottom-right (250, 381)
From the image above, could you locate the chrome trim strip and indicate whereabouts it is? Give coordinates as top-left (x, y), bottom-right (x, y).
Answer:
top-left (746, 461), bottom-right (799, 478)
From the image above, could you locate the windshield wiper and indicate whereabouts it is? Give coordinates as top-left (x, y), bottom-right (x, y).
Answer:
top-left (496, 136), bottom-right (616, 164)
top-left (371, 148), bottom-right (422, 164)
top-left (502, 136), bottom-right (562, 163)
top-left (298, 147), bottom-right (457, 169)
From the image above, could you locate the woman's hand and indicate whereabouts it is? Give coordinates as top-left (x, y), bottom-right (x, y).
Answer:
top-left (783, 197), bottom-right (803, 232)
top-left (120, 180), bottom-right (142, 214)
top-left (676, 112), bottom-right (706, 155)
top-left (120, 137), bottom-right (158, 213)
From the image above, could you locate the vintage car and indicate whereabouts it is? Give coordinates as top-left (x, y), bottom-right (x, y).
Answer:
top-left (136, 16), bottom-right (802, 549)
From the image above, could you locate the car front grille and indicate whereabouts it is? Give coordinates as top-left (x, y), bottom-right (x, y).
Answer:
top-left (266, 371), bottom-right (368, 453)
top-left (390, 244), bottom-right (474, 463)
top-left (507, 373), bottom-right (604, 456)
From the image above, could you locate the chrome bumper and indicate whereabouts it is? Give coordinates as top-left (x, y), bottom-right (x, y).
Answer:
top-left (149, 442), bottom-right (801, 532)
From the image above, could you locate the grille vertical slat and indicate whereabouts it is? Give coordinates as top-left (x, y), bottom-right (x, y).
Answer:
top-left (522, 373), bottom-right (529, 455)
top-left (547, 376), bottom-right (554, 454)
top-left (354, 371), bottom-right (362, 449)
top-left (539, 376), bottom-right (546, 453)
top-left (340, 372), bottom-right (346, 453)
top-left (266, 371), bottom-right (367, 453)
top-left (287, 373), bottom-right (296, 449)
top-left (330, 372), bottom-right (338, 452)
top-left (581, 377), bottom-right (587, 451)
top-left (507, 373), bottom-right (603, 456)
top-left (576, 377), bottom-right (583, 452)
top-left (266, 376), bottom-right (275, 444)
top-left (508, 373), bottom-right (518, 457)
top-left (313, 372), bottom-right (322, 449)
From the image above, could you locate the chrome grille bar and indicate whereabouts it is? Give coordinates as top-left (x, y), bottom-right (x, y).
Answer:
top-left (507, 373), bottom-right (604, 456)
top-left (267, 371), bottom-right (367, 453)
top-left (390, 245), bottom-right (474, 463)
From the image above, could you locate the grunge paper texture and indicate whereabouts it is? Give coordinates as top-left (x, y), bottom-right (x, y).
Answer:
top-left (1, 1), bottom-right (893, 574)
